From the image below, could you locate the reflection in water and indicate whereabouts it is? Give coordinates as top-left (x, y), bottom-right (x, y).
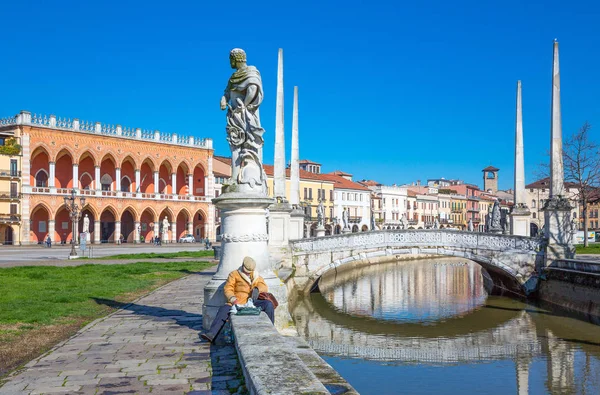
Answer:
top-left (291, 258), bottom-right (600, 394)
top-left (319, 259), bottom-right (487, 323)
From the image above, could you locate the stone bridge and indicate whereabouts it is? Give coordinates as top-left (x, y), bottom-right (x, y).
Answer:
top-left (286, 229), bottom-right (546, 296)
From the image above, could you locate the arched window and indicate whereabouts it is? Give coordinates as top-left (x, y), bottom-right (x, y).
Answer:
top-left (35, 169), bottom-right (48, 187)
top-left (121, 176), bottom-right (131, 192)
top-left (532, 212), bottom-right (536, 219)
top-left (487, 172), bottom-right (495, 179)
top-left (100, 174), bottom-right (113, 191)
top-left (532, 200), bottom-right (536, 208)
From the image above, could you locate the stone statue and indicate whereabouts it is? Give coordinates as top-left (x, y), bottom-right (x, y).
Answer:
top-left (317, 201), bottom-right (324, 227)
top-left (467, 219), bottom-right (474, 232)
top-left (162, 217), bottom-right (170, 233)
top-left (500, 209), bottom-right (508, 234)
top-left (400, 214), bottom-right (409, 230)
top-left (342, 208), bottom-right (349, 230)
top-left (221, 48), bottom-right (266, 193)
top-left (370, 209), bottom-right (375, 230)
top-left (433, 218), bottom-right (440, 229)
top-left (82, 214), bottom-right (90, 233)
top-left (489, 200), bottom-right (502, 233)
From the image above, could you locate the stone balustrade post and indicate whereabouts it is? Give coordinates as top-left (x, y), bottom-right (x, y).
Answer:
top-left (49, 115), bottom-right (57, 128)
top-left (72, 164), bottom-right (79, 190)
top-left (95, 166), bottom-right (101, 196)
top-left (95, 122), bottom-right (101, 133)
top-left (171, 173), bottom-right (177, 197)
top-left (189, 136), bottom-right (195, 146)
top-left (73, 119), bottom-right (80, 131)
top-left (48, 162), bottom-right (56, 190)
top-left (134, 221), bottom-right (141, 244)
top-left (154, 130), bottom-right (160, 141)
top-left (172, 133), bottom-right (177, 143)
top-left (136, 128), bottom-right (142, 139)
top-left (17, 110), bottom-right (31, 125)
top-left (48, 220), bottom-right (56, 242)
top-left (135, 169), bottom-right (141, 197)
top-left (94, 220), bottom-right (101, 244)
top-left (116, 125), bottom-right (122, 136)
top-left (115, 168), bottom-right (121, 196)
top-left (114, 221), bottom-right (121, 244)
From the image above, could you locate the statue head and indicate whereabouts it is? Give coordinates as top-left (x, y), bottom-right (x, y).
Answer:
top-left (229, 48), bottom-right (247, 69)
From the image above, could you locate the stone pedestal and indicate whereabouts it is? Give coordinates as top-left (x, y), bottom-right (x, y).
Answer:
top-left (342, 227), bottom-right (351, 234)
top-left (203, 192), bottom-right (289, 329)
top-left (316, 225), bottom-right (326, 238)
top-left (543, 197), bottom-right (575, 260)
top-left (268, 202), bottom-right (292, 247)
top-left (510, 205), bottom-right (530, 237)
top-left (289, 208), bottom-right (305, 240)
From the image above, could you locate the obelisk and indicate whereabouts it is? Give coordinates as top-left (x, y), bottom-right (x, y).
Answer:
top-left (274, 48), bottom-right (286, 200)
top-left (510, 80), bottom-right (530, 236)
top-left (268, 48), bottom-right (292, 248)
top-left (543, 39), bottom-right (574, 259)
top-left (289, 86), bottom-right (305, 240)
top-left (290, 86), bottom-right (300, 206)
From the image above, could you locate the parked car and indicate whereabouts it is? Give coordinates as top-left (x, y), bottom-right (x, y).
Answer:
top-left (178, 234), bottom-right (195, 243)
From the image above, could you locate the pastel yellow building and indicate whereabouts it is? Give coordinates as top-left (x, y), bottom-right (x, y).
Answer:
top-left (0, 127), bottom-right (22, 245)
top-left (450, 194), bottom-right (467, 229)
top-left (264, 165), bottom-right (335, 235)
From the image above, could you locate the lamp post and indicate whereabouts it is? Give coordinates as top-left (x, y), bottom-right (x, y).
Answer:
top-left (64, 188), bottom-right (85, 259)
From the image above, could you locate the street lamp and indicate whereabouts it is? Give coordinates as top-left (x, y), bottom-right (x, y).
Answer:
top-left (64, 188), bottom-right (85, 258)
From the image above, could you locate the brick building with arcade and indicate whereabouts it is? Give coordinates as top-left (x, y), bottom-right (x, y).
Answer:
top-left (0, 111), bottom-right (215, 245)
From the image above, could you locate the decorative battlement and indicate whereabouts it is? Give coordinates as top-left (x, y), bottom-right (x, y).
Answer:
top-left (0, 111), bottom-right (213, 149)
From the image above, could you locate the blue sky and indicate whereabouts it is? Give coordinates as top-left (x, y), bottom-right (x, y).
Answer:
top-left (1, 0), bottom-right (598, 190)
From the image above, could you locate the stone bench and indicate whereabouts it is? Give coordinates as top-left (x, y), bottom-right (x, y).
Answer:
top-left (231, 313), bottom-right (357, 395)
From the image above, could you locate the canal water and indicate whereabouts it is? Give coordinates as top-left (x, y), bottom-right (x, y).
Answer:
top-left (290, 258), bottom-right (600, 394)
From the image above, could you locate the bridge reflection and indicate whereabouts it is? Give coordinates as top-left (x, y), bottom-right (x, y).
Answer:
top-left (290, 258), bottom-right (600, 394)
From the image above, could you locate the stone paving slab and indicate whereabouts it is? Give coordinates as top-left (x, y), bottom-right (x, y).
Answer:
top-left (0, 269), bottom-right (247, 395)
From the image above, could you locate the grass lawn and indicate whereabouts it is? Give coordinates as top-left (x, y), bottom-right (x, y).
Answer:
top-left (575, 243), bottom-right (600, 254)
top-left (97, 249), bottom-right (214, 260)
top-left (0, 260), bottom-right (213, 378)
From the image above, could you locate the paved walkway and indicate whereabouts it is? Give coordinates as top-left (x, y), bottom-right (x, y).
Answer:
top-left (0, 270), bottom-right (245, 395)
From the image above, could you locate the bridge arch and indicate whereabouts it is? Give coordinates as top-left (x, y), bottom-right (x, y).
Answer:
top-left (288, 229), bottom-right (545, 296)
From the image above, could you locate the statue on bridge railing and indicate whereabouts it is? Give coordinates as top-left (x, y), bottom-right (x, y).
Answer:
top-left (489, 199), bottom-right (503, 234)
top-left (400, 214), bottom-right (409, 230)
top-left (468, 219), bottom-right (474, 232)
top-left (317, 200), bottom-right (324, 227)
top-left (433, 218), bottom-right (440, 229)
top-left (342, 208), bottom-right (349, 231)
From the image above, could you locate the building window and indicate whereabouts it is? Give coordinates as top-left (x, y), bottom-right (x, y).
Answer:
top-left (309, 188), bottom-right (313, 200)
top-left (10, 203), bottom-right (17, 214)
top-left (35, 169), bottom-right (48, 187)
top-left (330, 190), bottom-right (334, 202)
top-left (533, 212), bottom-right (536, 219)
top-left (304, 188), bottom-right (307, 200)
top-left (10, 159), bottom-right (18, 176)
top-left (532, 200), bottom-right (536, 208)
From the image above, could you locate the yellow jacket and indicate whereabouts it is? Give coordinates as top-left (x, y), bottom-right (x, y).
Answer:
top-left (224, 268), bottom-right (268, 305)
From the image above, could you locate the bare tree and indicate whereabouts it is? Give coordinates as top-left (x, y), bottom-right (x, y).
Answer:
top-left (563, 122), bottom-right (600, 247)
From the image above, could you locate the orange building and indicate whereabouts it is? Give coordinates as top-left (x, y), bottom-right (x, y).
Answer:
top-left (1, 111), bottom-right (215, 245)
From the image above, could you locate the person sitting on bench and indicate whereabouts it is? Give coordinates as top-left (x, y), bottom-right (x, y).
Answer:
top-left (201, 256), bottom-right (275, 343)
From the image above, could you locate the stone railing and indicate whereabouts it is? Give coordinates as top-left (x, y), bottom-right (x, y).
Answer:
top-left (290, 229), bottom-right (544, 254)
top-left (231, 314), bottom-right (356, 395)
top-left (2, 111), bottom-right (212, 149)
top-left (28, 187), bottom-right (210, 202)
